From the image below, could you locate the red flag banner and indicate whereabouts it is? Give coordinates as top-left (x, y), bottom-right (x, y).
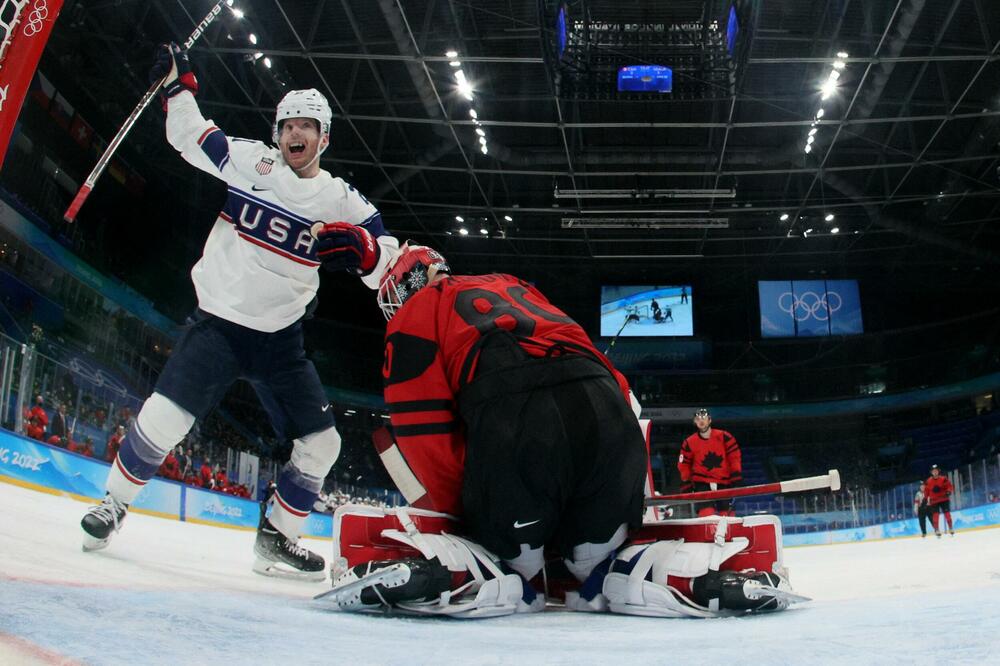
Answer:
top-left (0, 0), bottom-right (65, 167)
top-left (69, 112), bottom-right (93, 150)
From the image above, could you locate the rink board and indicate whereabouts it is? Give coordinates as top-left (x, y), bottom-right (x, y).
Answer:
top-left (0, 429), bottom-right (333, 538)
top-left (784, 504), bottom-right (1000, 546)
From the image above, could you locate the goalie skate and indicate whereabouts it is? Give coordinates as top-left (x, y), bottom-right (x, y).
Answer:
top-left (315, 562), bottom-right (412, 611)
top-left (743, 580), bottom-right (811, 606)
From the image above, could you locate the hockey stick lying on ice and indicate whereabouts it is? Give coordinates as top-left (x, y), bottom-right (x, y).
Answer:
top-left (63, 1), bottom-right (225, 223)
top-left (644, 469), bottom-right (841, 506)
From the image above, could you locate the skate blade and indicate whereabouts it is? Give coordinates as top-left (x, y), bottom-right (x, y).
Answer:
top-left (253, 556), bottom-right (326, 582)
top-left (746, 584), bottom-right (811, 605)
top-left (82, 534), bottom-right (111, 552)
top-left (314, 563), bottom-right (410, 610)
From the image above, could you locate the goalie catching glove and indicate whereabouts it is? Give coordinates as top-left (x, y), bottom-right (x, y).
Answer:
top-left (149, 43), bottom-right (198, 103)
top-left (311, 221), bottom-right (381, 276)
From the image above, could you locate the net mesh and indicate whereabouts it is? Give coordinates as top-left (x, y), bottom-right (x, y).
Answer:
top-left (0, 0), bottom-right (31, 69)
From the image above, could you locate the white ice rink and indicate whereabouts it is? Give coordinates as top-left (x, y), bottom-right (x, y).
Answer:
top-left (2, 480), bottom-right (999, 665)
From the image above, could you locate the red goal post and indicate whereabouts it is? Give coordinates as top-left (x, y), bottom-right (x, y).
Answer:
top-left (0, 0), bottom-right (64, 168)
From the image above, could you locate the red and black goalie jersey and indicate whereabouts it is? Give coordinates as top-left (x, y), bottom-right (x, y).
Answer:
top-left (380, 273), bottom-right (634, 517)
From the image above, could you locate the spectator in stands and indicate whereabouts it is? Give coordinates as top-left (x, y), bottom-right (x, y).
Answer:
top-left (988, 491), bottom-right (998, 503)
top-left (106, 425), bottom-right (125, 462)
top-left (173, 445), bottom-right (190, 478)
top-left (24, 395), bottom-right (48, 441)
top-left (81, 437), bottom-right (94, 458)
top-left (50, 403), bottom-right (69, 441)
top-left (199, 458), bottom-right (214, 489)
top-left (160, 448), bottom-right (180, 480)
top-left (213, 463), bottom-right (228, 491)
top-left (678, 407), bottom-right (742, 516)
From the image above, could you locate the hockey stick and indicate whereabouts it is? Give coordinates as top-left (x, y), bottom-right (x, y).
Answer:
top-left (603, 313), bottom-right (639, 355)
top-left (644, 469), bottom-right (841, 506)
top-left (63, 1), bottom-right (225, 223)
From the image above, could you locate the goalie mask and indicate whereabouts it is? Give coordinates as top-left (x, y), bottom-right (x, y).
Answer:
top-left (377, 244), bottom-right (450, 321)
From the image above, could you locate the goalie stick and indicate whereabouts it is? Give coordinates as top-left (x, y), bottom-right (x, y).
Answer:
top-left (63, 1), bottom-right (225, 223)
top-left (645, 469), bottom-right (841, 507)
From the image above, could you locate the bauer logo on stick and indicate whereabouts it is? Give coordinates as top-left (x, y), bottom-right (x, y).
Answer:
top-left (255, 157), bottom-right (274, 175)
top-left (184, 3), bottom-right (223, 49)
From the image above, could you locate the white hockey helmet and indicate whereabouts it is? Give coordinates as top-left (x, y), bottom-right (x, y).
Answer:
top-left (272, 88), bottom-right (333, 149)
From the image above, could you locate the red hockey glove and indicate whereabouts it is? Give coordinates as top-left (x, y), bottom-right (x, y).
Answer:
top-left (312, 221), bottom-right (381, 276)
top-left (150, 43), bottom-right (199, 101)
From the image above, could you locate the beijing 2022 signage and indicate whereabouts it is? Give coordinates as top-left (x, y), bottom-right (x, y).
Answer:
top-left (758, 280), bottom-right (863, 338)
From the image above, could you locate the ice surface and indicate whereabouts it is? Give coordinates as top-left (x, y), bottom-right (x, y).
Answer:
top-left (2, 481), bottom-right (999, 665)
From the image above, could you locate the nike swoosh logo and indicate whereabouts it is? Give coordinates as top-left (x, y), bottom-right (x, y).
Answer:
top-left (251, 185), bottom-right (270, 191)
top-left (321, 404), bottom-right (331, 412)
top-left (513, 519), bottom-right (540, 529)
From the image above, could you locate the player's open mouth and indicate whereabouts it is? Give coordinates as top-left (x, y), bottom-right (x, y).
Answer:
top-left (289, 143), bottom-right (306, 154)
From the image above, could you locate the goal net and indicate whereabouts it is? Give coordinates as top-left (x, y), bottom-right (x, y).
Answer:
top-left (0, 1), bottom-right (31, 67)
top-left (625, 303), bottom-right (650, 320)
top-left (0, 0), bottom-right (63, 168)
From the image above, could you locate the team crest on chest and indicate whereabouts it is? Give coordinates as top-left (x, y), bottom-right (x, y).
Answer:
top-left (255, 157), bottom-right (274, 175)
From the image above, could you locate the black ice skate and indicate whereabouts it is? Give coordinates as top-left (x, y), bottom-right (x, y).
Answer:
top-left (317, 558), bottom-right (453, 612)
top-left (80, 494), bottom-right (128, 552)
top-left (253, 519), bottom-right (326, 582)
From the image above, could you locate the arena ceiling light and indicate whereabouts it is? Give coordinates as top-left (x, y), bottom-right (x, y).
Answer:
top-left (504, 215), bottom-right (513, 222)
top-left (561, 217), bottom-right (729, 229)
top-left (554, 188), bottom-right (736, 200)
top-left (804, 54), bottom-right (847, 154)
top-left (779, 213), bottom-right (790, 221)
top-left (448, 52), bottom-right (490, 156)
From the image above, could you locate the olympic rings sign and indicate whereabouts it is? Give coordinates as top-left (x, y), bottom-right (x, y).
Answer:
top-left (22, 0), bottom-right (49, 38)
top-left (777, 290), bottom-right (842, 322)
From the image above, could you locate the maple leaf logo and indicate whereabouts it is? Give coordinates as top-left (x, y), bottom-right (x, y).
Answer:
top-left (701, 451), bottom-right (723, 471)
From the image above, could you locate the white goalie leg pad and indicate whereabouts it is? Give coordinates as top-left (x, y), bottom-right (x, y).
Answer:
top-left (378, 511), bottom-right (544, 618)
top-left (565, 523), bottom-right (629, 582)
top-left (603, 538), bottom-right (750, 618)
top-left (505, 543), bottom-right (545, 581)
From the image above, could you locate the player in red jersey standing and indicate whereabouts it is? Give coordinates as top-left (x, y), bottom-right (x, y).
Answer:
top-left (677, 408), bottom-right (742, 516)
top-left (925, 464), bottom-right (955, 537)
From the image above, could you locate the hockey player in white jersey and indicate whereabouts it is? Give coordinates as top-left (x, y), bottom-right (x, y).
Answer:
top-left (79, 43), bottom-right (399, 581)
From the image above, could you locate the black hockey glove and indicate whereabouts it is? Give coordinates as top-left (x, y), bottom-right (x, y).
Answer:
top-left (149, 43), bottom-right (199, 101)
top-left (312, 221), bottom-right (381, 276)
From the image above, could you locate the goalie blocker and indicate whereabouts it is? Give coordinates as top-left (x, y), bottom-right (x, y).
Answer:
top-left (316, 504), bottom-right (806, 618)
